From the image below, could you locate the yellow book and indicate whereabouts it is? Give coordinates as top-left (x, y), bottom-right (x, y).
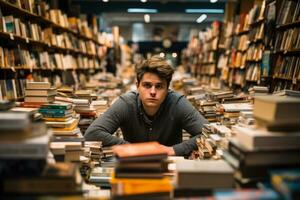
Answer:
top-left (110, 176), bottom-right (172, 196)
top-left (52, 119), bottom-right (78, 131)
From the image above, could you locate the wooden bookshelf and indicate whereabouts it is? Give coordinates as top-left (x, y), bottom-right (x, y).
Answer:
top-left (276, 20), bottom-right (300, 31)
top-left (249, 19), bottom-right (265, 27)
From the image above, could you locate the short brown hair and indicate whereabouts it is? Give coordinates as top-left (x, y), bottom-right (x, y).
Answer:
top-left (136, 56), bottom-right (174, 87)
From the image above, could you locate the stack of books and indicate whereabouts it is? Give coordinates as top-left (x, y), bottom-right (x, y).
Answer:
top-left (50, 141), bottom-right (83, 162)
top-left (73, 98), bottom-right (97, 134)
top-left (223, 95), bottom-right (300, 187)
top-left (24, 82), bottom-right (56, 107)
top-left (3, 162), bottom-right (83, 194)
top-left (220, 102), bottom-right (253, 127)
top-left (248, 86), bottom-right (269, 97)
top-left (0, 112), bottom-right (50, 188)
top-left (39, 103), bottom-right (81, 137)
top-left (111, 142), bottom-right (172, 199)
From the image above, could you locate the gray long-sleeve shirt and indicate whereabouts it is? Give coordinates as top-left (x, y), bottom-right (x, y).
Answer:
top-left (84, 90), bottom-right (208, 156)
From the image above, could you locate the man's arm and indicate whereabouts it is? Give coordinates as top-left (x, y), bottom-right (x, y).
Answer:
top-left (172, 97), bottom-right (208, 156)
top-left (84, 98), bottom-right (129, 146)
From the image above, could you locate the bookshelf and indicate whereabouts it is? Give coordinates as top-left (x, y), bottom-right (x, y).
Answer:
top-left (270, 0), bottom-right (300, 92)
top-left (0, 0), bottom-right (110, 101)
top-left (185, 0), bottom-right (300, 93)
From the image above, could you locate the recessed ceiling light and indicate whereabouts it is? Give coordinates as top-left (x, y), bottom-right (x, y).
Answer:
top-left (159, 52), bottom-right (165, 58)
top-left (144, 14), bottom-right (150, 23)
top-left (210, 0), bottom-right (218, 3)
top-left (102, 0), bottom-right (108, 2)
top-left (196, 14), bottom-right (207, 23)
top-left (141, 0), bottom-right (147, 2)
top-left (127, 8), bottom-right (157, 13)
top-left (185, 9), bottom-right (224, 14)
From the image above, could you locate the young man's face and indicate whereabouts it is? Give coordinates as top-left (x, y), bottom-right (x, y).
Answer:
top-left (137, 72), bottom-right (168, 112)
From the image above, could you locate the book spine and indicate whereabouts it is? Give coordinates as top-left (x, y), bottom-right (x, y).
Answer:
top-left (38, 108), bottom-right (66, 115)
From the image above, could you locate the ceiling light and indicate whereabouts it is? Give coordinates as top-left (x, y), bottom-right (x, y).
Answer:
top-left (127, 8), bottom-right (157, 13)
top-left (196, 14), bottom-right (207, 23)
top-left (141, 0), bottom-right (147, 2)
top-left (210, 0), bottom-right (218, 3)
top-left (102, 0), bottom-right (109, 2)
top-left (159, 52), bottom-right (165, 58)
top-left (185, 9), bottom-right (224, 14)
top-left (144, 14), bottom-right (150, 23)
top-left (172, 53), bottom-right (177, 58)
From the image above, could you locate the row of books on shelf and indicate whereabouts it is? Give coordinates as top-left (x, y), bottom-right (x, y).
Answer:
top-left (274, 55), bottom-right (300, 81)
top-left (275, 27), bottom-right (300, 52)
top-left (277, 0), bottom-right (300, 25)
top-left (0, 78), bottom-right (25, 100)
top-left (226, 1), bottom-right (265, 36)
top-left (1, 0), bottom-right (101, 42)
top-left (0, 14), bottom-right (107, 56)
top-left (0, 46), bottom-right (103, 70)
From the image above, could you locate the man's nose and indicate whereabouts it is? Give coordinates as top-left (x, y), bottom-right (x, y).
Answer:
top-left (150, 86), bottom-right (156, 95)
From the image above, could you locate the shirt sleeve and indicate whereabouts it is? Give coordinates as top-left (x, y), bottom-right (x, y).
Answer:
top-left (172, 96), bottom-right (208, 156)
top-left (84, 97), bottom-right (129, 146)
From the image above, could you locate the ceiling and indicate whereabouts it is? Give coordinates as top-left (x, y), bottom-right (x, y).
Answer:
top-left (71, 0), bottom-right (227, 25)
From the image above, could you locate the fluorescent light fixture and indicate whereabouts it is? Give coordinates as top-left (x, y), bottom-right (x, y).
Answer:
top-left (144, 14), bottom-right (150, 23)
top-left (210, 0), bottom-right (218, 3)
top-left (196, 14), bottom-right (207, 23)
top-left (128, 8), bottom-right (158, 13)
top-left (185, 9), bottom-right (224, 14)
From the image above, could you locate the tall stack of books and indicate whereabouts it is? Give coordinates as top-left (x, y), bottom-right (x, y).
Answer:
top-left (111, 142), bottom-right (172, 199)
top-left (223, 95), bottom-right (300, 187)
top-left (24, 82), bottom-right (56, 107)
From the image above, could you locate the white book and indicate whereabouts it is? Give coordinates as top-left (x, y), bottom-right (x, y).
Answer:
top-left (0, 132), bottom-right (50, 159)
top-left (233, 125), bottom-right (300, 151)
top-left (26, 81), bottom-right (51, 90)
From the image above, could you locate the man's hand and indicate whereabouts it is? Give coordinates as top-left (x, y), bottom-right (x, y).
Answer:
top-left (161, 145), bottom-right (175, 156)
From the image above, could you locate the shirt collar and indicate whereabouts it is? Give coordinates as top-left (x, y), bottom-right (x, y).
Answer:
top-left (137, 91), bottom-right (169, 123)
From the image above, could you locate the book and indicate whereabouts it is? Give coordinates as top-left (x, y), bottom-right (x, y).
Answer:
top-left (41, 103), bottom-right (72, 110)
top-left (253, 96), bottom-right (300, 130)
top-left (175, 159), bottom-right (234, 189)
top-left (25, 88), bottom-right (57, 96)
top-left (112, 142), bottom-right (168, 162)
top-left (26, 82), bottom-right (51, 90)
top-left (3, 162), bottom-right (82, 194)
top-left (233, 125), bottom-right (300, 150)
top-left (228, 139), bottom-right (300, 166)
top-left (25, 95), bottom-right (55, 103)
top-left (0, 131), bottom-right (50, 159)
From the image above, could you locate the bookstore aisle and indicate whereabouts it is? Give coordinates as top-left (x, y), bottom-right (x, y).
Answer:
top-left (0, 0), bottom-right (300, 199)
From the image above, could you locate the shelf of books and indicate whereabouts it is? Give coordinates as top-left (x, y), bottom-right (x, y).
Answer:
top-left (185, 0), bottom-right (300, 93)
top-left (0, 0), bottom-right (114, 102)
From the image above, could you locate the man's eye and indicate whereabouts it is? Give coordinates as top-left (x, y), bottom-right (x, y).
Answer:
top-left (155, 84), bottom-right (163, 89)
top-left (142, 83), bottom-right (152, 88)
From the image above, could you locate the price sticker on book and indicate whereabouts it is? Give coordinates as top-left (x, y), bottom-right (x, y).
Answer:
top-left (26, 37), bottom-right (29, 43)
top-left (9, 33), bottom-right (14, 40)
top-left (293, 78), bottom-right (297, 85)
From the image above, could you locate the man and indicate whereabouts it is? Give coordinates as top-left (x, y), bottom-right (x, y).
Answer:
top-left (85, 56), bottom-right (208, 156)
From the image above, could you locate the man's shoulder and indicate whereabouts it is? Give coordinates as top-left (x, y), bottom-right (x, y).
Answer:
top-left (167, 90), bottom-right (185, 102)
top-left (119, 91), bottom-right (138, 104)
